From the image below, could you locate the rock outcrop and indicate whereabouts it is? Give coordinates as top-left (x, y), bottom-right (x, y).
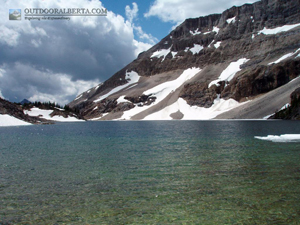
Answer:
top-left (0, 98), bottom-right (52, 124)
top-left (270, 87), bottom-right (300, 120)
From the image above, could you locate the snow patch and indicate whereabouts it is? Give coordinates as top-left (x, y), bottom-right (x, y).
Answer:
top-left (189, 44), bottom-right (203, 54)
top-left (204, 26), bottom-right (220, 35)
top-left (214, 41), bottom-right (222, 49)
top-left (268, 48), bottom-right (300, 64)
top-left (208, 58), bottom-right (249, 88)
top-left (151, 47), bottom-right (171, 61)
top-left (24, 107), bottom-right (83, 122)
top-left (144, 97), bottom-right (245, 120)
top-left (226, 17), bottom-right (236, 24)
top-left (117, 95), bottom-right (131, 104)
top-left (119, 67), bottom-right (201, 120)
top-left (185, 44), bottom-right (204, 54)
top-left (254, 134), bottom-right (300, 142)
top-left (257, 23), bottom-right (300, 35)
top-left (0, 114), bottom-right (31, 127)
top-left (94, 71), bottom-right (140, 102)
top-left (74, 94), bottom-right (82, 101)
top-left (190, 28), bottom-right (201, 36)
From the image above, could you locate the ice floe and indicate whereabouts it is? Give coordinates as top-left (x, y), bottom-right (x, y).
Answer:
top-left (208, 58), bottom-right (249, 88)
top-left (254, 134), bottom-right (300, 142)
top-left (0, 114), bottom-right (31, 127)
top-left (94, 71), bottom-right (140, 102)
top-left (119, 67), bottom-right (201, 120)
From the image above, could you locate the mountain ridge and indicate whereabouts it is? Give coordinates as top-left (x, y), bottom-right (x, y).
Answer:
top-left (69, 0), bottom-right (300, 120)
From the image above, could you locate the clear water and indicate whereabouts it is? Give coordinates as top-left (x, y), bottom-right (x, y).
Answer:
top-left (0, 120), bottom-right (300, 224)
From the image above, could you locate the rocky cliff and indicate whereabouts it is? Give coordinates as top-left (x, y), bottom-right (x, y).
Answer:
top-left (69, 0), bottom-right (300, 120)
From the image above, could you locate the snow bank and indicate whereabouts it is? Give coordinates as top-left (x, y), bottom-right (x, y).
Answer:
top-left (268, 48), bottom-right (300, 64)
top-left (24, 107), bottom-right (83, 122)
top-left (0, 114), bottom-right (31, 127)
top-left (190, 28), bottom-right (201, 35)
top-left (151, 47), bottom-right (171, 61)
top-left (144, 96), bottom-right (244, 120)
top-left (94, 71), bottom-right (140, 103)
top-left (257, 23), bottom-right (300, 35)
top-left (189, 44), bottom-right (203, 54)
top-left (204, 26), bottom-right (220, 35)
top-left (214, 41), bottom-right (222, 49)
top-left (208, 58), bottom-right (249, 88)
top-left (226, 17), bottom-right (236, 24)
top-left (119, 67), bottom-right (201, 120)
top-left (254, 134), bottom-right (300, 142)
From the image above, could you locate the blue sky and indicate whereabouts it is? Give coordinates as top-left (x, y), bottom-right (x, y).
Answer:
top-left (0, 0), bottom-right (257, 104)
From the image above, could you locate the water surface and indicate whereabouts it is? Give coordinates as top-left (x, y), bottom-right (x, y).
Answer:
top-left (1, 121), bottom-right (300, 224)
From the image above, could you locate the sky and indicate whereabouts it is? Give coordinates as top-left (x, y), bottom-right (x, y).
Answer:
top-left (0, 0), bottom-right (257, 105)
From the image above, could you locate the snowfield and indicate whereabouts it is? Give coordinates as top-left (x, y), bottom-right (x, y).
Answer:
top-left (94, 71), bottom-right (140, 103)
top-left (254, 134), bottom-right (300, 142)
top-left (119, 67), bottom-right (201, 120)
top-left (144, 96), bottom-right (246, 120)
top-left (24, 107), bottom-right (84, 122)
top-left (257, 23), bottom-right (300, 35)
top-left (0, 114), bottom-right (31, 127)
top-left (208, 58), bottom-right (249, 88)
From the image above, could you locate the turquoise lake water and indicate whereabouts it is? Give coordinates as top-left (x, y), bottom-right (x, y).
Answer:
top-left (0, 120), bottom-right (300, 224)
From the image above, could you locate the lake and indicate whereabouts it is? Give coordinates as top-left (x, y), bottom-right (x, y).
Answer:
top-left (1, 120), bottom-right (300, 224)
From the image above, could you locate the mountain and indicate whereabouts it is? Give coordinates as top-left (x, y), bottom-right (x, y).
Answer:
top-left (20, 99), bottom-right (31, 105)
top-left (69, 0), bottom-right (300, 120)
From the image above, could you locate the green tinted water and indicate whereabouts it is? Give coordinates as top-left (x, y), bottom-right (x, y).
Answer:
top-left (0, 121), bottom-right (300, 224)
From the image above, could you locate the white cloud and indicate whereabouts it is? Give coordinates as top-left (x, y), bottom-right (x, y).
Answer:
top-left (0, 0), bottom-right (153, 104)
top-left (125, 2), bottom-right (138, 23)
top-left (145, 0), bottom-right (258, 23)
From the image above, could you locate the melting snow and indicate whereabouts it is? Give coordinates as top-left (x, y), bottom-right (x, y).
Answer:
top-left (268, 48), bottom-right (300, 65)
top-left (74, 94), bottom-right (82, 101)
top-left (151, 47), bottom-right (171, 61)
top-left (144, 96), bottom-right (245, 120)
top-left (190, 28), bottom-right (201, 35)
top-left (254, 134), bottom-right (300, 142)
top-left (94, 71), bottom-right (140, 102)
top-left (185, 44), bottom-right (204, 54)
top-left (208, 58), bottom-right (249, 88)
top-left (214, 41), bottom-right (222, 49)
top-left (119, 67), bottom-right (201, 120)
top-left (24, 107), bottom-right (84, 122)
top-left (189, 44), bottom-right (203, 54)
top-left (0, 114), bottom-right (31, 127)
top-left (257, 23), bottom-right (300, 35)
top-left (204, 26), bottom-right (220, 35)
top-left (117, 95), bottom-right (131, 104)
top-left (226, 17), bottom-right (236, 24)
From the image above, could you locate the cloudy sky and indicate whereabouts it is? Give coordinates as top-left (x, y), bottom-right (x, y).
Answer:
top-left (0, 0), bottom-right (257, 105)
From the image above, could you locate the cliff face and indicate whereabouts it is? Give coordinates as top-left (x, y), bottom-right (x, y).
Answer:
top-left (69, 0), bottom-right (300, 120)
